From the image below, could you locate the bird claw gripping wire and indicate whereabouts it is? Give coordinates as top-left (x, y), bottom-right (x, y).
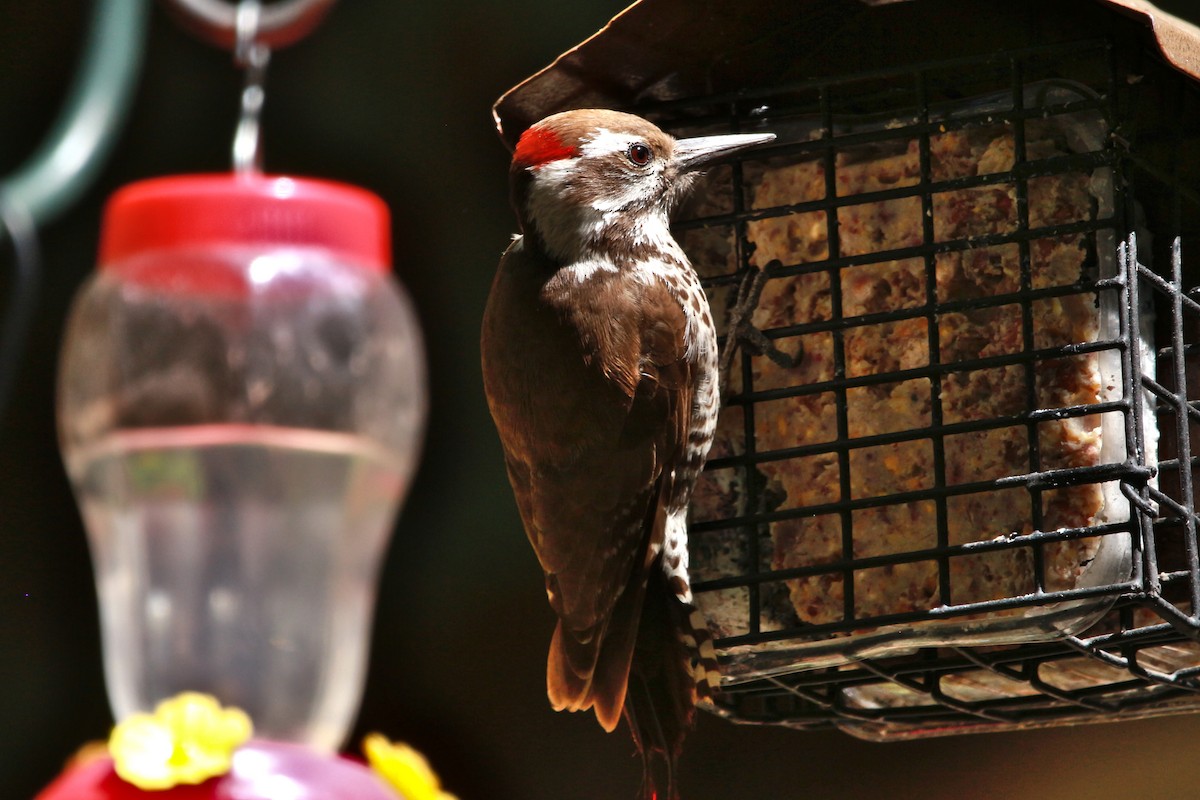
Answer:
top-left (718, 258), bottom-right (805, 397)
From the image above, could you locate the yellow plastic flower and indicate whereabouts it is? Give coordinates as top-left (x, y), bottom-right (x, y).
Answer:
top-left (363, 733), bottom-right (458, 800)
top-left (108, 692), bottom-right (253, 790)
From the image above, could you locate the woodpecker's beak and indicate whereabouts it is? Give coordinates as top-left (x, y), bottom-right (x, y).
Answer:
top-left (673, 132), bottom-right (776, 172)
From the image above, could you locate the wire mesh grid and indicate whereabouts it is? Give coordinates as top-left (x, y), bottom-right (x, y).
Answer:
top-left (661, 34), bottom-right (1200, 737)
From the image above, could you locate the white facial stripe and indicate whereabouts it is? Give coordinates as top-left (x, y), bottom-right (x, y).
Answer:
top-left (591, 180), bottom-right (658, 213)
top-left (580, 128), bottom-right (667, 214)
top-left (577, 128), bottom-right (633, 159)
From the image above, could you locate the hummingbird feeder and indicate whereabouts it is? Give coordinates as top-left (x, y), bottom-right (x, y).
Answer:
top-left (41, 1), bottom-right (430, 796)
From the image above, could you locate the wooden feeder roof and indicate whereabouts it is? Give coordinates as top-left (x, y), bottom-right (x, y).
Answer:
top-left (493, 0), bottom-right (1200, 149)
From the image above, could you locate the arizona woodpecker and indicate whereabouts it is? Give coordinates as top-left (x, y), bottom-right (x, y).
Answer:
top-left (481, 109), bottom-right (774, 799)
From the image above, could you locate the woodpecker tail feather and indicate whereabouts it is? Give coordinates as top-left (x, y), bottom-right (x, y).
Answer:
top-left (547, 538), bottom-right (654, 732)
top-left (547, 611), bottom-right (639, 731)
top-left (547, 620), bottom-right (603, 715)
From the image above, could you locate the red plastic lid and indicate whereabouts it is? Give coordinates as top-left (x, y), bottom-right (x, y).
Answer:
top-left (99, 174), bottom-right (391, 273)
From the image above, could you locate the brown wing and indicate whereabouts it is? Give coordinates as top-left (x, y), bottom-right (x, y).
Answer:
top-left (481, 240), bottom-right (692, 730)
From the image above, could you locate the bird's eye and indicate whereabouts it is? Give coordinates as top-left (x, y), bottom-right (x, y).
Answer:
top-left (626, 143), bottom-right (652, 166)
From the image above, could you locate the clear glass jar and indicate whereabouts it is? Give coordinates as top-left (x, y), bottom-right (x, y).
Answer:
top-left (57, 174), bottom-right (426, 751)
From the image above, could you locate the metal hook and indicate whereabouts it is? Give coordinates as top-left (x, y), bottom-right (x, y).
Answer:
top-left (232, 0), bottom-right (269, 174)
top-left (2, 0), bottom-right (149, 226)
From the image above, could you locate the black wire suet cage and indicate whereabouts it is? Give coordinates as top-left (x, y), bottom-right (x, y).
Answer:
top-left (656, 7), bottom-right (1200, 739)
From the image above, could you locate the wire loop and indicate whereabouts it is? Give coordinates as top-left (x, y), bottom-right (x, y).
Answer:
top-left (160, 0), bottom-right (336, 50)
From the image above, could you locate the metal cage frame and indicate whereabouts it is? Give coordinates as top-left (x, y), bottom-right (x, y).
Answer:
top-left (660, 30), bottom-right (1200, 738)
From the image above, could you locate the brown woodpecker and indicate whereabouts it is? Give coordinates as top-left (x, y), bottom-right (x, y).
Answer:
top-left (481, 109), bottom-right (773, 799)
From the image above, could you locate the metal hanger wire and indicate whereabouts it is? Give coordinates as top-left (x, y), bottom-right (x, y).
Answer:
top-left (233, 1), bottom-right (270, 174)
top-left (160, 0), bottom-right (339, 173)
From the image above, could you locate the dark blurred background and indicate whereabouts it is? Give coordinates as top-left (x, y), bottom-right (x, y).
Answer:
top-left (6, 2), bottom-right (1200, 798)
